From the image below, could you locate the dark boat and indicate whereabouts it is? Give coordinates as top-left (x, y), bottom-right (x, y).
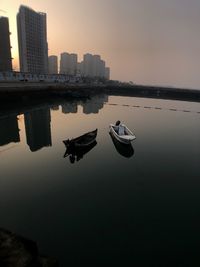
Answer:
top-left (109, 132), bottom-right (134, 158)
top-left (63, 129), bottom-right (98, 147)
top-left (63, 129), bottom-right (98, 163)
top-left (64, 140), bottom-right (97, 164)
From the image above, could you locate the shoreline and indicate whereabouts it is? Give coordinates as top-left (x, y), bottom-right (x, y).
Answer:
top-left (0, 82), bottom-right (200, 103)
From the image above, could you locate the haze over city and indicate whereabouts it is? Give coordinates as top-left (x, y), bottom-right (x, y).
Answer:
top-left (1, 0), bottom-right (200, 89)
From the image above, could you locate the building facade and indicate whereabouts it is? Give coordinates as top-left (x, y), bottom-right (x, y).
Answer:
top-left (81, 53), bottom-right (109, 79)
top-left (0, 17), bottom-right (12, 71)
top-left (69, 53), bottom-right (78, 75)
top-left (48, 55), bottom-right (58, 74)
top-left (60, 52), bottom-right (77, 75)
top-left (17, 5), bottom-right (48, 74)
top-left (105, 67), bottom-right (110, 80)
top-left (82, 53), bottom-right (93, 77)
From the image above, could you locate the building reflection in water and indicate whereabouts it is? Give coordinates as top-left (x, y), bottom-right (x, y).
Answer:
top-left (51, 105), bottom-right (59, 111)
top-left (61, 102), bottom-right (78, 114)
top-left (24, 108), bottom-right (52, 152)
top-left (81, 94), bottom-right (108, 114)
top-left (0, 115), bottom-right (20, 146)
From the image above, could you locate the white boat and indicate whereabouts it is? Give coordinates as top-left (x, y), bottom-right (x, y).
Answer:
top-left (109, 121), bottom-right (136, 144)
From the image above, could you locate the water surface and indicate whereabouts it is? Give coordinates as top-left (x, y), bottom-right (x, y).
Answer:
top-left (0, 95), bottom-right (200, 265)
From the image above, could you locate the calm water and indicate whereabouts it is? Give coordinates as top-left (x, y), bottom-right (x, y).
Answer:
top-left (0, 95), bottom-right (200, 266)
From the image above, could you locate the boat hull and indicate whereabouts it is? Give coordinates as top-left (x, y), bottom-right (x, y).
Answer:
top-left (64, 140), bottom-right (97, 163)
top-left (63, 129), bottom-right (98, 148)
top-left (109, 124), bottom-right (136, 144)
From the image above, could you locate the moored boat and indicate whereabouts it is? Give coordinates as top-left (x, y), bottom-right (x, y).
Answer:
top-left (63, 129), bottom-right (98, 148)
top-left (63, 140), bottom-right (97, 163)
top-left (109, 121), bottom-right (136, 144)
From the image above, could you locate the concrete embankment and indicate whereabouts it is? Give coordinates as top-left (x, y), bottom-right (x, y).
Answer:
top-left (0, 82), bottom-right (200, 103)
top-left (0, 82), bottom-right (104, 100)
top-left (107, 84), bottom-right (200, 103)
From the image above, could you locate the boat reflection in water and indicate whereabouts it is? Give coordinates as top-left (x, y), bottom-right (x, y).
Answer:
top-left (63, 129), bottom-right (98, 164)
top-left (109, 132), bottom-right (134, 158)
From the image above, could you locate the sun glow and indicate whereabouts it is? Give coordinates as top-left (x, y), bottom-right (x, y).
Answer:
top-left (1, 0), bottom-right (200, 88)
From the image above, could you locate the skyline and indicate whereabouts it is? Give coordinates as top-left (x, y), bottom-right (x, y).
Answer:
top-left (1, 0), bottom-right (200, 89)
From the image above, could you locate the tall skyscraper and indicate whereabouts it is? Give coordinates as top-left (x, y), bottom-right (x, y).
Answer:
top-left (0, 17), bottom-right (12, 71)
top-left (17, 5), bottom-right (48, 74)
top-left (48, 55), bottom-right (58, 74)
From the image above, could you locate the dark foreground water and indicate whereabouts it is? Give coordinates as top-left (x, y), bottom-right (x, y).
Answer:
top-left (0, 95), bottom-right (200, 266)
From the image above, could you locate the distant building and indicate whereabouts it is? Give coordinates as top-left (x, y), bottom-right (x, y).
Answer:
top-left (99, 60), bottom-right (105, 78)
top-left (0, 17), bottom-right (12, 71)
top-left (70, 53), bottom-right (78, 75)
top-left (77, 62), bottom-right (83, 76)
top-left (81, 53), bottom-right (109, 79)
top-left (105, 67), bottom-right (110, 80)
top-left (17, 5), bottom-right (48, 74)
top-left (82, 53), bottom-right (93, 77)
top-left (48, 55), bottom-right (58, 74)
top-left (60, 52), bottom-right (77, 75)
top-left (60, 52), bottom-right (70, 74)
top-left (93, 55), bottom-right (101, 77)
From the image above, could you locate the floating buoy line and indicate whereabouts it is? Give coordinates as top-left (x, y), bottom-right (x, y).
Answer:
top-left (101, 102), bottom-right (200, 114)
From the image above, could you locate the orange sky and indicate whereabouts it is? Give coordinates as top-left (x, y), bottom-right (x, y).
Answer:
top-left (1, 0), bottom-right (200, 89)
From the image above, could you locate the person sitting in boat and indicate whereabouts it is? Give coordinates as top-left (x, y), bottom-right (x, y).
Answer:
top-left (118, 124), bottom-right (125, 135)
top-left (115, 121), bottom-right (125, 135)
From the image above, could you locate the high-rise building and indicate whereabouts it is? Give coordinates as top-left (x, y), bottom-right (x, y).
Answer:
top-left (105, 67), bottom-right (110, 80)
top-left (17, 5), bottom-right (48, 74)
top-left (77, 62), bottom-right (83, 76)
top-left (60, 52), bottom-right (77, 75)
top-left (48, 55), bottom-right (58, 74)
top-left (0, 17), bottom-right (12, 71)
top-left (99, 60), bottom-right (106, 78)
top-left (81, 54), bottom-right (109, 79)
top-left (83, 53), bottom-right (93, 77)
top-left (70, 53), bottom-right (77, 75)
top-left (60, 52), bottom-right (70, 74)
top-left (93, 55), bottom-right (101, 77)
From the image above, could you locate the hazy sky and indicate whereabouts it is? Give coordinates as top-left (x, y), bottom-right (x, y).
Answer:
top-left (1, 0), bottom-right (200, 88)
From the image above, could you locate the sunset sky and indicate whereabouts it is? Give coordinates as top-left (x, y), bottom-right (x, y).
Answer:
top-left (1, 0), bottom-right (200, 89)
